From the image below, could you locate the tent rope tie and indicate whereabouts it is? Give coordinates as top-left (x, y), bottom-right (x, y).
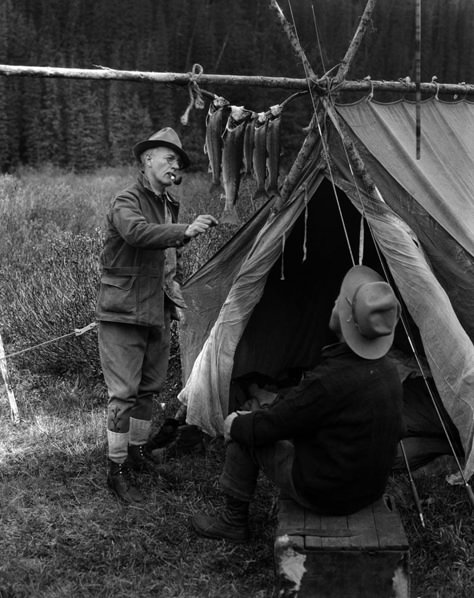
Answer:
top-left (432, 75), bottom-right (440, 100)
top-left (180, 63), bottom-right (205, 125)
top-left (367, 76), bottom-right (374, 101)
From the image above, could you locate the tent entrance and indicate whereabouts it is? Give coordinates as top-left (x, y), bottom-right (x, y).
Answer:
top-left (232, 177), bottom-right (380, 382)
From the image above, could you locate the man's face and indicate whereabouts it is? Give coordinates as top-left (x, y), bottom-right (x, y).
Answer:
top-left (145, 146), bottom-right (183, 188)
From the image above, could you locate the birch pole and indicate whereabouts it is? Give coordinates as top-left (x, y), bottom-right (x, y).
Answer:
top-left (0, 333), bottom-right (20, 423)
top-left (0, 64), bottom-right (472, 95)
top-left (274, 0), bottom-right (379, 202)
top-left (335, 0), bottom-right (378, 84)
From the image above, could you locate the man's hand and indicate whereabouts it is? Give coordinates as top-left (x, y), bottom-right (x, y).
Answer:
top-left (223, 410), bottom-right (251, 442)
top-left (185, 214), bottom-right (218, 238)
top-left (223, 412), bottom-right (238, 442)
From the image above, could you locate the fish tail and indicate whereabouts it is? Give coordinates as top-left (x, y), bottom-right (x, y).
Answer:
top-left (209, 181), bottom-right (224, 195)
top-left (220, 205), bottom-right (240, 226)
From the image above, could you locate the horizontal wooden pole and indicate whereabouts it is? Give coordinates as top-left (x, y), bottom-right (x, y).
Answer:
top-left (0, 64), bottom-right (473, 96)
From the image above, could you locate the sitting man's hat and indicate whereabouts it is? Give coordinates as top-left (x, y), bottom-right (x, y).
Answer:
top-left (337, 265), bottom-right (400, 360)
top-left (133, 127), bottom-right (190, 168)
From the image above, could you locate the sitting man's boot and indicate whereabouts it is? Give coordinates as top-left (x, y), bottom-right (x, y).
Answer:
top-left (107, 460), bottom-right (144, 505)
top-left (192, 494), bottom-right (250, 543)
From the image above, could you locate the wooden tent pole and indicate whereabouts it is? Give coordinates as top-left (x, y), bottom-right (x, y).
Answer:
top-left (277, 0), bottom-right (379, 202)
top-left (336, 0), bottom-right (378, 83)
top-left (268, 0), bottom-right (318, 83)
top-left (0, 64), bottom-right (472, 95)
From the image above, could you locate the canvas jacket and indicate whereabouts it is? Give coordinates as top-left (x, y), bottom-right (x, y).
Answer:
top-left (96, 172), bottom-right (190, 327)
top-left (230, 343), bottom-right (403, 515)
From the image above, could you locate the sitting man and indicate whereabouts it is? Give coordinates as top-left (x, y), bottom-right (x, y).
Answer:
top-left (192, 265), bottom-right (404, 542)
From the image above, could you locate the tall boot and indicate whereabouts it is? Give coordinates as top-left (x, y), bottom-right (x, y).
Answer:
top-left (107, 460), bottom-right (144, 505)
top-left (127, 443), bottom-right (157, 474)
top-left (127, 416), bottom-right (158, 473)
top-left (192, 494), bottom-right (250, 543)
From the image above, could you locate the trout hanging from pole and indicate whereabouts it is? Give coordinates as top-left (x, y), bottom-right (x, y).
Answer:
top-left (204, 95), bottom-right (230, 194)
top-left (220, 105), bottom-right (252, 225)
top-left (242, 111), bottom-right (257, 178)
top-left (252, 112), bottom-right (270, 205)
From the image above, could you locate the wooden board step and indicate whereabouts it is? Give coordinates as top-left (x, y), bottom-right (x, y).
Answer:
top-left (274, 494), bottom-right (410, 597)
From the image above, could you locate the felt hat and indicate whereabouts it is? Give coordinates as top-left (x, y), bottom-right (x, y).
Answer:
top-left (337, 265), bottom-right (400, 360)
top-left (133, 127), bottom-right (190, 168)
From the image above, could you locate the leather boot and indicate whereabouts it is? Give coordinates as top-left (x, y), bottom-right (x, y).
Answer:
top-left (127, 443), bottom-right (156, 474)
top-left (107, 460), bottom-right (144, 505)
top-left (192, 495), bottom-right (250, 542)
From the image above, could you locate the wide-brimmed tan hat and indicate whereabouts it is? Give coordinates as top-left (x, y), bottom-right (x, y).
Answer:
top-left (133, 127), bottom-right (190, 168)
top-left (337, 265), bottom-right (400, 359)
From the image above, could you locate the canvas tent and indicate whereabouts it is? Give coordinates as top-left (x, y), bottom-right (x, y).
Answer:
top-left (177, 97), bottom-right (474, 480)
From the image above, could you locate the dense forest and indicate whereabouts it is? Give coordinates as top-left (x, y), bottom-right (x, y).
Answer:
top-left (0, 0), bottom-right (473, 172)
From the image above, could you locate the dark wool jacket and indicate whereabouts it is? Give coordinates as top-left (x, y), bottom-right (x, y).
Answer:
top-left (230, 343), bottom-right (403, 515)
top-left (96, 172), bottom-right (189, 327)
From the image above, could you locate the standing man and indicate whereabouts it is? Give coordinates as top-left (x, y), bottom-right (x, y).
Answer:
top-left (192, 265), bottom-right (403, 542)
top-left (96, 127), bottom-right (218, 504)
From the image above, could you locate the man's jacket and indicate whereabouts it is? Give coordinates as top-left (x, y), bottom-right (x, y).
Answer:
top-left (230, 343), bottom-right (404, 515)
top-left (96, 172), bottom-right (189, 327)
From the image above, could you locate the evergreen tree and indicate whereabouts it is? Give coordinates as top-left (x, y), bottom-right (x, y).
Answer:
top-left (108, 83), bottom-right (152, 166)
top-left (1, 0), bottom-right (474, 170)
top-left (0, 0), bottom-right (11, 170)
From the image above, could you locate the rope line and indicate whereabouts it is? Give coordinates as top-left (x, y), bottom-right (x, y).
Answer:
top-left (0, 322), bottom-right (97, 362)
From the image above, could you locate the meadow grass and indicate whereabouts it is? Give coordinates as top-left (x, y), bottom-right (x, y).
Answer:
top-left (1, 168), bottom-right (473, 597)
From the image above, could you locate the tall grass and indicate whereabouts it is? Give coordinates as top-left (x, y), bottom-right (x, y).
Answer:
top-left (1, 167), bottom-right (473, 597)
top-left (0, 167), bottom-right (254, 378)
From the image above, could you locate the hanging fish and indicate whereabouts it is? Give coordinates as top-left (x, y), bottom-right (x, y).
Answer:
top-left (220, 105), bottom-right (251, 225)
top-left (252, 112), bottom-right (269, 203)
top-left (242, 112), bottom-right (257, 178)
top-left (266, 104), bottom-right (283, 198)
top-left (204, 96), bottom-right (230, 194)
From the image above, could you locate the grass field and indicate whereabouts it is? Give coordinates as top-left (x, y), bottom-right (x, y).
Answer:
top-left (1, 168), bottom-right (473, 597)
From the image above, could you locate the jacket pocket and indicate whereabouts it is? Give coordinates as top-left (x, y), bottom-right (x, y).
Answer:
top-left (98, 274), bottom-right (136, 315)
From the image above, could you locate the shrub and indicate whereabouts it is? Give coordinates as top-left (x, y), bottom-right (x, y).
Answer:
top-left (0, 166), bottom-right (256, 380)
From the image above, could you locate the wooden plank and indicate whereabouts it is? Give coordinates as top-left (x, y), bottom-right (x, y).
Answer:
top-left (347, 502), bottom-right (379, 549)
top-left (320, 514), bottom-right (351, 549)
top-left (372, 496), bottom-right (409, 549)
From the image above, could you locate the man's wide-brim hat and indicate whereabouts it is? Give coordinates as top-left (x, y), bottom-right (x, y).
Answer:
top-left (337, 265), bottom-right (401, 360)
top-left (133, 127), bottom-right (190, 168)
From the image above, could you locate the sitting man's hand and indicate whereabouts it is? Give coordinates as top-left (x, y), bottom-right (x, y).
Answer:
top-left (223, 412), bottom-right (238, 442)
top-left (223, 411), bottom-right (251, 442)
